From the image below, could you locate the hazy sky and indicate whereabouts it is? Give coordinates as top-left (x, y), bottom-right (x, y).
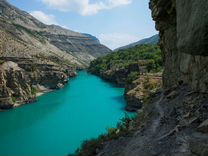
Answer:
top-left (8, 0), bottom-right (157, 49)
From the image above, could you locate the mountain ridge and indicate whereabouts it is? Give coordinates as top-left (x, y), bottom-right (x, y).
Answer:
top-left (114, 34), bottom-right (159, 51)
top-left (0, 0), bottom-right (112, 67)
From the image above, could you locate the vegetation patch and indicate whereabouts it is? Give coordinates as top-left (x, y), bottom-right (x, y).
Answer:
top-left (31, 86), bottom-right (37, 95)
top-left (89, 44), bottom-right (162, 75)
top-left (0, 60), bottom-right (5, 65)
top-left (74, 114), bottom-right (140, 156)
top-left (13, 24), bottom-right (46, 43)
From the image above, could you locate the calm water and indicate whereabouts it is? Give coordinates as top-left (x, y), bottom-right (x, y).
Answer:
top-left (0, 71), bottom-right (131, 156)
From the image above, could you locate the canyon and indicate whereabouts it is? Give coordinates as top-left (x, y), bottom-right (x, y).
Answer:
top-left (0, 0), bottom-right (208, 156)
top-left (0, 0), bottom-right (111, 110)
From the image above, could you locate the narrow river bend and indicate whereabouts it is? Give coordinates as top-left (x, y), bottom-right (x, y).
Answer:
top-left (0, 71), bottom-right (132, 156)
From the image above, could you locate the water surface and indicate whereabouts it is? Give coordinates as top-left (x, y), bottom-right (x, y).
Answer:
top-left (0, 71), bottom-right (131, 155)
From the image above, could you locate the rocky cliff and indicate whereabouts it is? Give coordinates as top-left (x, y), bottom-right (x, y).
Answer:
top-left (150, 0), bottom-right (208, 93)
top-left (76, 1), bottom-right (208, 156)
top-left (0, 57), bottom-right (75, 110)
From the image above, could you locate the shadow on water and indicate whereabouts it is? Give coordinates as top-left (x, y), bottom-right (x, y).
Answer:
top-left (0, 90), bottom-right (65, 138)
top-left (85, 71), bottom-right (124, 89)
top-left (112, 95), bottom-right (126, 104)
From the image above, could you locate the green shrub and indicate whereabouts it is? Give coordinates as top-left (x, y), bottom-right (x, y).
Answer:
top-left (13, 24), bottom-right (46, 43)
top-left (75, 114), bottom-right (136, 156)
top-left (0, 60), bottom-right (5, 65)
top-left (126, 72), bottom-right (139, 84)
top-left (11, 96), bottom-right (17, 103)
top-left (31, 87), bottom-right (37, 95)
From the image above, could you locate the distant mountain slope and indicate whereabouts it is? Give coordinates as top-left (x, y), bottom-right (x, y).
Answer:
top-left (114, 34), bottom-right (159, 51)
top-left (82, 33), bottom-right (100, 43)
top-left (0, 0), bottom-right (111, 67)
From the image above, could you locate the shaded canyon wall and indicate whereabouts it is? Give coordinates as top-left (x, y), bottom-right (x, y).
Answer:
top-left (150, 0), bottom-right (208, 93)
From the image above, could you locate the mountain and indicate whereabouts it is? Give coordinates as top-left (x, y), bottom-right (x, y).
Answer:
top-left (0, 0), bottom-right (111, 109)
top-left (0, 0), bottom-right (111, 67)
top-left (114, 34), bottom-right (159, 51)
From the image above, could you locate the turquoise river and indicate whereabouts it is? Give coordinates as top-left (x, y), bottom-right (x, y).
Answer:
top-left (0, 71), bottom-right (132, 156)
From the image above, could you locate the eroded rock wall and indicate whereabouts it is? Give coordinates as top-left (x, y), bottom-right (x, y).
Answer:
top-left (150, 0), bottom-right (208, 93)
top-left (0, 60), bottom-right (71, 110)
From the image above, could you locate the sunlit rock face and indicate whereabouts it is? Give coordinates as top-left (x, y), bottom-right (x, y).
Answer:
top-left (150, 0), bottom-right (208, 93)
top-left (0, 60), bottom-right (70, 109)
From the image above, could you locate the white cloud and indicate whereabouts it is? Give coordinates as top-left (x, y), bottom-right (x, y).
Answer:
top-left (40, 0), bottom-right (132, 16)
top-left (30, 11), bottom-right (70, 29)
top-left (98, 33), bottom-right (138, 50)
top-left (30, 11), bottom-right (58, 25)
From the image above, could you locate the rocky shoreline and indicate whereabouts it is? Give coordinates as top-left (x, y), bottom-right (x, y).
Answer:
top-left (124, 74), bottom-right (162, 112)
top-left (88, 63), bottom-right (162, 112)
top-left (88, 45), bottom-right (163, 112)
top-left (0, 57), bottom-right (77, 110)
top-left (78, 85), bottom-right (208, 156)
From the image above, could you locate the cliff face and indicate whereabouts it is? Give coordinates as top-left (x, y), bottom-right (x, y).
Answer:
top-left (150, 0), bottom-right (208, 93)
top-left (77, 1), bottom-right (208, 156)
top-left (0, 58), bottom-right (72, 110)
top-left (0, 0), bottom-right (111, 67)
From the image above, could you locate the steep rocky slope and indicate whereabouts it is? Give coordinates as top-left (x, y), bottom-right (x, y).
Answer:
top-left (76, 1), bottom-right (208, 156)
top-left (0, 0), bottom-right (111, 110)
top-left (151, 0), bottom-right (208, 92)
top-left (114, 34), bottom-right (159, 51)
top-left (0, 58), bottom-right (72, 109)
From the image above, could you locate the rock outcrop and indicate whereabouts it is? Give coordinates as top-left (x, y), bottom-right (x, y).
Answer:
top-left (0, 58), bottom-right (72, 110)
top-left (125, 74), bottom-right (162, 112)
top-left (150, 0), bottom-right (208, 93)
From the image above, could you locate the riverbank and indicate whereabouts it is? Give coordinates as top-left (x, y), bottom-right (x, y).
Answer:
top-left (88, 45), bottom-right (163, 111)
top-left (0, 57), bottom-right (78, 110)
